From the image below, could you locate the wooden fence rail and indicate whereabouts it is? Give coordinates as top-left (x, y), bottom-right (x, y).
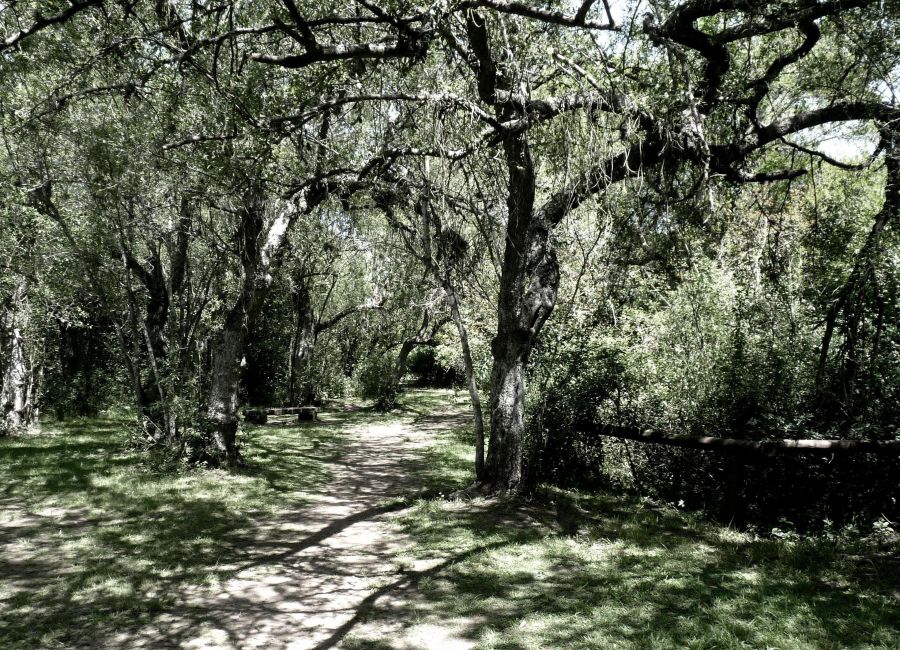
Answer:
top-left (590, 424), bottom-right (900, 455)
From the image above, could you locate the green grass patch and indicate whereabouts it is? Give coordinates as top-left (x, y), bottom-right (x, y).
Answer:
top-left (0, 412), bottom-right (345, 648)
top-left (387, 420), bottom-right (900, 649)
top-left (4, 391), bottom-right (897, 649)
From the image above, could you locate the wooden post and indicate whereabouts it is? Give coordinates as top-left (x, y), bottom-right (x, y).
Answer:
top-left (725, 453), bottom-right (745, 527)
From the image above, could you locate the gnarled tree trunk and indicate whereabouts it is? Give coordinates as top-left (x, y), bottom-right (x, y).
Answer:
top-left (462, 10), bottom-right (559, 491)
top-left (203, 187), bottom-right (314, 464)
top-left (205, 316), bottom-right (245, 463)
top-left (482, 235), bottom-right (559, 490)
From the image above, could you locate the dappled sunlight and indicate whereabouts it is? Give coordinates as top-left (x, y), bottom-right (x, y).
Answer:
top-left (0, 411), bottom-right (347, 647)
top-left (2, 389), bottom-right (897, 649)
top-left (361, 437), bottom-right (900, 650)
top-left (0, 389), bottom-right (480, 648)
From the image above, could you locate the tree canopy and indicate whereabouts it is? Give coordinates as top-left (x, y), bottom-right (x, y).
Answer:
top-left (2, 0), bottom-right (899, 510)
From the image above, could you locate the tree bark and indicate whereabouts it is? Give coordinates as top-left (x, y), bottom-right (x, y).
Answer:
top-left (484, 344), bottom-right (528, 488)
top-left (480, 228), bottom-right (559, 491)
top-left (443, 280), bottom-right (486, 478)
top-left (205, 317), bottom-right (245, 463)
top-left (1, 278), bottom-right (37, 434)
top-left (288, 281), bottom-right (318, 406)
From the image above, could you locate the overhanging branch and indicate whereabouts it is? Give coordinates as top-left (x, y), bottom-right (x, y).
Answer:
top-left (461, 0), bottom-right (618, 30)
top-left (1, 0), bottom-right (101, 53)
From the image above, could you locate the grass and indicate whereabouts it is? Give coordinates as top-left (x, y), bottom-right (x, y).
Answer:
top-left (370, 417), bottom-right (900, 650)
top-left (2, 391), bottom-right (898, 649)
top-left (0, 412), bottom-right (345, 648)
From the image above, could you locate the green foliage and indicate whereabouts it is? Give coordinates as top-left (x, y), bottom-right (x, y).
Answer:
top-left (528, 316), bottom-right (627, 488)
top-left (407, 346), bottom-right (464, 387)
top-left (618, 258), bottom-right (805, 435)
top-left (355, 351), bottom-right (399, 411)
top-left (523, 160), bottom-right (900, 525)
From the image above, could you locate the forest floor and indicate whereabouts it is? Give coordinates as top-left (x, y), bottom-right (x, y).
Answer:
top-left (1, 388), bottom-right (898, 649)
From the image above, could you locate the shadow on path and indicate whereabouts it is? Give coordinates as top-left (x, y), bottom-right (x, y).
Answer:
top-left (95, 391), bottom-right (477, 649)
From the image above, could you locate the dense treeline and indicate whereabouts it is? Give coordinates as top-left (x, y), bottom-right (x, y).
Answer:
top-left (1, 0), bottom-right (898, 525)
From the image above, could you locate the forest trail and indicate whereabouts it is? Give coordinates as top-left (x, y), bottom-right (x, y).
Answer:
top-left (104, 396), bottom-right (475, 650)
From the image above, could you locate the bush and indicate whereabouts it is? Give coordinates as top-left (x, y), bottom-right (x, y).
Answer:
top-left (526, 318), bottom-right (628, 489)
top-left (354, 353), bottom-right (398, 411)
top-left (407, 347), bottom-right (464, 387)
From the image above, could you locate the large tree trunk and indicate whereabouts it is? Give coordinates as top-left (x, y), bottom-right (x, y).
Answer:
top-left (481, 236), bottom-right (559, 491)
top-left (484, 342), bottom-right (527, 488)
top-left (205, 317), bottom-right (244, 464)
top-left (464, 12), bottom-right (560, 491)
top-left (478, 127), bottom-right (559, 490)
top-left (288, 281), bottom-right (317, 406)
top-left (1, 279), bottom-right (37, 434)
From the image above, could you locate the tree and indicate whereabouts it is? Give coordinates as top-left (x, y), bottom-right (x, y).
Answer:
top-left (286, 247), bottom-right (384, 406)
top-left (436, 0), bottom-right (900, 491)
top-left (0, 191), bottom-right (41, 434)
top-left (3, 0), bottom-right (898, 488)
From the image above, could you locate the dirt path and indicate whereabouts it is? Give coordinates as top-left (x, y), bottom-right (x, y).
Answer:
top-left (105, 402), bottom-right (475, 649)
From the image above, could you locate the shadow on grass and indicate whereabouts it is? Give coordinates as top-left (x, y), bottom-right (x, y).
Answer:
top-left (0, 412), bottom-right (350, 648)
top-left (341, 492), bottom-right (900, 649)
top-left (348, 413), bottom-right (900, 649)
top-left (5, 393), bottom-right (895, 649)
top-left (398, 392), bottom-right (476, 496)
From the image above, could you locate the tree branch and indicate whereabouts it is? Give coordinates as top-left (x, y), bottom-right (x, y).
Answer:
top-left (252, 37), bottom-right (428, 67)
top-left (780, 138), bottom-right (868, 171)
top-left (754, 101), bottom-right (898, 149)
top-left (462, 0), bottom-right (618, 30)
top-left (1, 0), bottom-right (101, 53)
top-left (746, 20), bottom-right (820, 124)
top-left (316, 297), bottom-right (386, 333)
